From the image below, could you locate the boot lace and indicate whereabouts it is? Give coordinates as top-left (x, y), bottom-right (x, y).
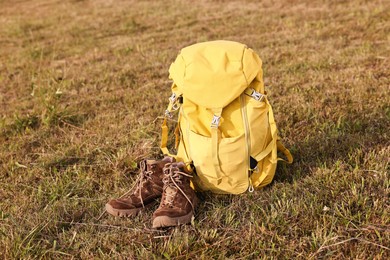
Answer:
top-left (134, 159), bottom-right (155, 207)
top-left (161, 163), bottom-right (194, 211)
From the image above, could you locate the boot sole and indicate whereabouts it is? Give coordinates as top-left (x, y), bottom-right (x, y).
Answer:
top-left (152, 211), bottom-right (194, 228)
top-left (105, 203), bottom-right (141, 217)
top-left (105, 201), bottom-right (157, 217)
top-left (152, 196), bottom-right (199, 228)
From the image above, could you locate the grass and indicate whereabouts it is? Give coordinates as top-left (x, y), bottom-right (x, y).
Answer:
top-left (0, 0), bottom-right (389, 258)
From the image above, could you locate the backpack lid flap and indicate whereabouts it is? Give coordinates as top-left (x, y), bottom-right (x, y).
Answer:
top-left (169, 40), bottom-right (262, 108)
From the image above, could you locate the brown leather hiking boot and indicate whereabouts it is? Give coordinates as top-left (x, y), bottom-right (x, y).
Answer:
top-left (152, 162), bottom-right (198, 228)
top-left (105, 156), bottom-right (175, 217)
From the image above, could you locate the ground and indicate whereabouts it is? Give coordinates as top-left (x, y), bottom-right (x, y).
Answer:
top-left (0, 0), bottom-right (389, 258)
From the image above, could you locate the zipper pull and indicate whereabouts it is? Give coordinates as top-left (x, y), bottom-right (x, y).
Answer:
top-left (248, 178), bottom-right (254, 193)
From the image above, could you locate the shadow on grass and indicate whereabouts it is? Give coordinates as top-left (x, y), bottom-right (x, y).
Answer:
top-left (274, 112), bottom-right (389, 184)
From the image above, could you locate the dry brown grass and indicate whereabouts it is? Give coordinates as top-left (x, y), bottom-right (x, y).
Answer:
top-left (0, 0), bottom-right (389, 258)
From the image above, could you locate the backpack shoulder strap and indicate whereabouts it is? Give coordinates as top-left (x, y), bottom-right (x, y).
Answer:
top-left (160, 92), bottom-right (182, 157)
top-left (252, 98), bottom-right (293, 164)
top-left (277, 139), bottom-right (293, 163)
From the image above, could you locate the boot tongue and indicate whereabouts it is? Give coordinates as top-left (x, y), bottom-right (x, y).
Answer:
top-left (163, 185), bottom-right (176, 206)
top-left (146, 157), bottom-right (174, 171)
top-left (166, 185), bottom-right (176, 196)
top-left (145, 159), bottom-right (158, 171)
top-left (169, 162), bottom-right (185, 174)
top-left (162, 156), bottom-right (175, 163)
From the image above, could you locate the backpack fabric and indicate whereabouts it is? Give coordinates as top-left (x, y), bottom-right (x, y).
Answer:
top-left (160, 40), bottom-right (293, 194)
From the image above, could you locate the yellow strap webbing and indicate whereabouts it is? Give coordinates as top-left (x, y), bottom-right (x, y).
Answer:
top-left (268, 99), bottom-right (293, 164)
top-left (252, 98), bottom-right (293, 164)
top-left (160, 92), bottom-right (183, 157)
top-left (253, 136), bottom-right (275, 162)
top-left (277, 139), bottom-right (293, 164)
top-left (174, 122), bottom-right (180, 149)
top-left (253, 98), bottom-right (277, 162)
top-left (210, 108), bottom-right (224, 184)
top-left (160, 118), bottom-right (174, 157)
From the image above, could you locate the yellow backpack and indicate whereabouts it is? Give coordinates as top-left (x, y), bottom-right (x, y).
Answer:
top-left (160, 40), bottom-right (293, 194)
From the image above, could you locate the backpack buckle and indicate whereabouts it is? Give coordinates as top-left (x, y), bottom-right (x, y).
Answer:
top-left (169, 93), bottom-right (177, 103)
top-left (210, 115), bottom-right (221, 128)
top-left (168, 93), bottom-right (181, 111)
top-left (250, 90), bottom-right (264, 102)
top-left (165, 110), bottom-right (173, 118)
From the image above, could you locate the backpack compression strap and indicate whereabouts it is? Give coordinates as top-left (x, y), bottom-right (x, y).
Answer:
top-left (252, 98), bottom-right (293, 164)
top-left (210, 107), bottom-right (231, 184)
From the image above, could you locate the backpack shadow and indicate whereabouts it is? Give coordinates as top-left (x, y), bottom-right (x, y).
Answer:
top-left (273, 113), bottom-right (388, 184)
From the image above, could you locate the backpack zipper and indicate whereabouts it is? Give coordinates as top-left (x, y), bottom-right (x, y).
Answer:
top-left (240, 93), bottom-right (253, 192)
